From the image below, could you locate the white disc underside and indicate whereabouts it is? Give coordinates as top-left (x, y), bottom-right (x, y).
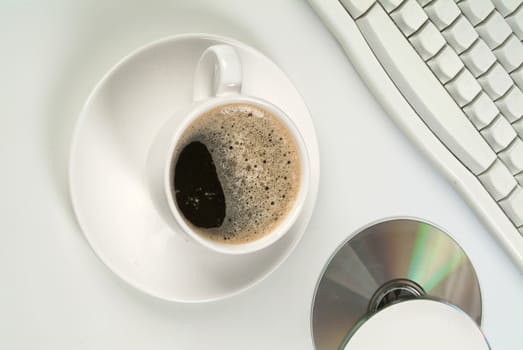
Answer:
top-left (341, 299), bottom-right (489, 350)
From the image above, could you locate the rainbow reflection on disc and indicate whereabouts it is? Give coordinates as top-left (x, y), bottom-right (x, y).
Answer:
top-left (311, 219), bottom-right (481, 350)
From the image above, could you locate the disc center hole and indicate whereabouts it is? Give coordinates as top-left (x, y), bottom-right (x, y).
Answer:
top-left (369, 279), bottom-right (425, 313)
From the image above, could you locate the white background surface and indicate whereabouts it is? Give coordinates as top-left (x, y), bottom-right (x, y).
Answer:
top-left (1, 0), bottom-right (522, 349)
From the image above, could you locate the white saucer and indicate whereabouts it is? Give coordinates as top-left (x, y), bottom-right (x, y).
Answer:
top-left (69, 34), bottom-right (320, 303)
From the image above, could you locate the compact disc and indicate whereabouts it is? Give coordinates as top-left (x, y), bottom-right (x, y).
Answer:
top-left (311, 219), bottom-right (481, 350)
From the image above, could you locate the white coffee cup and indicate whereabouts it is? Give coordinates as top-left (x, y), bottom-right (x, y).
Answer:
top-left (148, 44), bottom-right (310, 255)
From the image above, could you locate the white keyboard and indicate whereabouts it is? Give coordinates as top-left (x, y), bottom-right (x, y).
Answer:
top-left (309, 0), bottom-right (523, 270)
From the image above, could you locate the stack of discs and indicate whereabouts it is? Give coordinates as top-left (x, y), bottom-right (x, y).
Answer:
top-left (311, 219), bottom-right (482, 350)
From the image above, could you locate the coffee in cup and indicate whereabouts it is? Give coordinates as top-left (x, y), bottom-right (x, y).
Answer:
top-left (172, 102), bottom-right (301, 245)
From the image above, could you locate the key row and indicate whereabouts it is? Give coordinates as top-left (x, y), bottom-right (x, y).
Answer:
top-left (341, 0), bottom-right (523, 43)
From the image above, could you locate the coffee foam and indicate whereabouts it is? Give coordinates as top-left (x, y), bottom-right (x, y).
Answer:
top-left (173, 102), bottom-right (301, 244)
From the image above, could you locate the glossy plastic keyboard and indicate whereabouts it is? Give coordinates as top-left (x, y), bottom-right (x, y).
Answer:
top-left (309, 0), bottom-right (523, 269)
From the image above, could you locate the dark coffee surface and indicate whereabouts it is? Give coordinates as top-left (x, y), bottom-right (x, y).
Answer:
top-left (172, 102), bottom-right (301, 244)
top-left (174, 141), bottom-right (225, 228)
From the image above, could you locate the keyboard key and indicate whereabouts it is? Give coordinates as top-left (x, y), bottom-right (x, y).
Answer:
top-left (499, 138), bottom-right (523, 174)
top-left (458, 0), bottom-right (495, 25)
top-left (391, 0), bottom-right (428, 36)
top-left (460, 40), bottom-right (497, 77)
top-left (410, 21), bottom-right (446, 60)
top-left (496, 87), bottom-right (523, 122)
top-left (494, 35), bottom-right (523, 73)
top-left (479, 159), bottom-right (517, 200)
top-left (379, 0), bottom-right (405, 13)
top-left (445, 69), bottom-right (481, 106)
top-left (506, 6), bottom-right (523, 40)
top-left (511, 66), bottom-right (523, 91)
top-left (491, 0), bottom-right (521, 17)
top-left (476, 11), bottom-right (513, 49)
top-left (442, 16), bottom-right (478, 53)
top-left (417, 0), bottom-right (433, 6)
top-left (481, 115), bottom-right (517, 151)
top-left (478, 63), bottom-right (513, 100)
top-left (464, 92), bottom-right (500, 129)
top-left (424, 0), bottom-right (461, 30)
top-left (339, 0), bottom-right (376, 18)
top-left (427, 45), bottom-right (464, 83)
top-left (357, 4), bottom-right (496, 174)
top-left (517, 172), bottom-right (523, 187)
top-left (513, 117), bottom-right (523, 138)
top-left (499, 185), bottom-right (523, 227)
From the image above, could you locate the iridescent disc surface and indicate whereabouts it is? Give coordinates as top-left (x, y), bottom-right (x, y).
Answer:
top-left (311, 219), bottom-right (481, 350)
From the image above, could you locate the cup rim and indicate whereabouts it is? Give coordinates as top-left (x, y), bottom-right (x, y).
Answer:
top-left (163, 95), bottom-right (311, 255)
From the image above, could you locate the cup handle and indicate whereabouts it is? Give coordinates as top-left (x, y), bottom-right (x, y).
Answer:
top-left (193, 44), bottom-right (243, 101)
